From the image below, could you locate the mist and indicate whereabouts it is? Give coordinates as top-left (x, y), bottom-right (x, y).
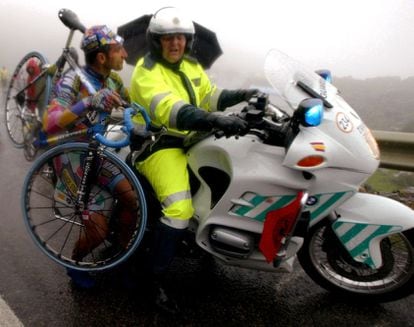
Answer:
top-left (2, 0), bottom-right (414, 85)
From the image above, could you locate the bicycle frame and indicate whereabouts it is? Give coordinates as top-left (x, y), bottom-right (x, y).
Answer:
top-left (19, 32), bottom-right (96, 126)
top-left (4, 9), bottom-right (97, 159)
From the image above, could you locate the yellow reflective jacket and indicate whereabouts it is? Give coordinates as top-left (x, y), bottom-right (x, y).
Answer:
top-left (130, 54), bottom-right (222, 137)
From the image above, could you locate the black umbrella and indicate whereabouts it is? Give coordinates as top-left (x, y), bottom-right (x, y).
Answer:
top-left (117, 15), bottom-right (223, 69)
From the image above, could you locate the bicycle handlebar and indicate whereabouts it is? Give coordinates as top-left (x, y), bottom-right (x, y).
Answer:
top-left (94, 103), bottom-right (151, 149)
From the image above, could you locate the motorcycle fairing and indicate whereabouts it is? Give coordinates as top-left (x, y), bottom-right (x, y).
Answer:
top-left (230, 190), bottom-right (353, 224)
top-left (230, 192), bottom-right (297, 222)
top-left (332, 220), bottom-right (401, 269)
top-left (334, 192), bottom-right (414, 268)
top-left (259, 191), bottom-right (304, 263)
top-left (306, 191), bottom-right (352, 222)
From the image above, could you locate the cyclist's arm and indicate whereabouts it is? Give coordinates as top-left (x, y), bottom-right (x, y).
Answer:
top-left (109, 71), bottom-right (130, 104)
top-left (43, 72), bottom-right (87, 134)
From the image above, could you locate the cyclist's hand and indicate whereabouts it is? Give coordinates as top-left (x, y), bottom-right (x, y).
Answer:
top-left (87, 88), bottom-right (123, 112)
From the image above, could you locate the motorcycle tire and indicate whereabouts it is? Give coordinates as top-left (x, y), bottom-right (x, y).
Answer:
top-left (298, 220), bottom-right (414, 302)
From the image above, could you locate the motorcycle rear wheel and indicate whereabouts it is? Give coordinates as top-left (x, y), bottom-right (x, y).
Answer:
top-left (298, 220), bottom-right (414, 302)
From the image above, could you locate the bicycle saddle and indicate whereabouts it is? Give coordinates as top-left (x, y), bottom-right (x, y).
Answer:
top-left (58, 8), bottom-right (86, 33)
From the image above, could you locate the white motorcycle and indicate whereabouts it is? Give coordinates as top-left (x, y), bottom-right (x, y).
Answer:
top-left (22, 49), bottom-right (414, 302)
top-left (129, 48), bottom-right (414, 303)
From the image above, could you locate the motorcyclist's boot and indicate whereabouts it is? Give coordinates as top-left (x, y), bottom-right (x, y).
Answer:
top-left (66, 268), bottom-right (96, 289)
top-left (150, 221), bottom-right (186, 314)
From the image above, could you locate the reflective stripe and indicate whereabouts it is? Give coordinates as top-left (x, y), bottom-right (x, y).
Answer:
top-left (169, 100), bottom-right (186, 128)
top-left (199, 93), bottom-right (211, 109)
top-left (209, 88), bottom-right (222, 111)
top-left (150, 92), bottom-right (170, 119)
top-left (163, 130), bottom-right (187, 138)
top-left (160, 216), bottom-right (190, 229)
top-left (162, 190), bottom-right (192, 208)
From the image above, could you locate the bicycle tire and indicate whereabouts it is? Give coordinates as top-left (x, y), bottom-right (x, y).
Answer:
top-left (4, 51), bottom-right (51, 148)
top-left (21, 142), bottom-right (148, 272)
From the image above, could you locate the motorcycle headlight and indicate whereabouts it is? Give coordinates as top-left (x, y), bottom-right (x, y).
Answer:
top-left (295, 98), bottom-right (324, 127)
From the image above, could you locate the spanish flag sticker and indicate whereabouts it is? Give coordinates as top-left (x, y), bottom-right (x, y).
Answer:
top-left (311, 142), bottom-right (326, 152)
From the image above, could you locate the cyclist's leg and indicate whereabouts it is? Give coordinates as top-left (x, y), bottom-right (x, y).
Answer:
top-left (60, 152), bottom-right (111, 261)
top-left (71, 209), bottom-right (109, 261)
top-left (99, 160), bottom-right (139, 249)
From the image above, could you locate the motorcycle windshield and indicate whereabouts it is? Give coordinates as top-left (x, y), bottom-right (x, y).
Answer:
top-left (264, 49), bottom-right (338, 110)
top-left (264, 49), bottom-right (380, 172)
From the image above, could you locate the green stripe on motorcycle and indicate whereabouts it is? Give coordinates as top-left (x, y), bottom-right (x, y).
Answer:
top-left (337, 223), bottom-right (366, 244)
top-left (310, 192), bottom-right (347, 220)
top-left (349, 225), bottom-right (396, 258)
top-left (234, 195), bottom-right (267, 216)
top-left (254, 196), bottom-right (295, 222)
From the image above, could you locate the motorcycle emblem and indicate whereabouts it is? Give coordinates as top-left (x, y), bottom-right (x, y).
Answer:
top-left (306, 196), bottom-right (318, 206)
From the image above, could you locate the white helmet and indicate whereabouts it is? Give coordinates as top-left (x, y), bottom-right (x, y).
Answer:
top-left (147, 7), bottom-right (195, 55)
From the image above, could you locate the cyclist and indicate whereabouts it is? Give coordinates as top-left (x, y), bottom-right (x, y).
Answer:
top-left (130, 7), bottom-right (257, 313)
top-left (43, 25), bottom-right (135, 289)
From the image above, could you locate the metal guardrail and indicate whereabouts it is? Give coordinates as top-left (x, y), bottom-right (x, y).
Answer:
top-left (373, 130), bottom-right (414, 172)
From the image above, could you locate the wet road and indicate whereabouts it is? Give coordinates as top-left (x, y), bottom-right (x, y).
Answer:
top-left (1, 93), bottom-right (414, 326)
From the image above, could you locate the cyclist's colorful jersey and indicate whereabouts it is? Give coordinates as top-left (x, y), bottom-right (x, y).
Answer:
top-left (42, 66), bottom-right (130, 135)
top-left (52, 151), bottom-right (121, 207)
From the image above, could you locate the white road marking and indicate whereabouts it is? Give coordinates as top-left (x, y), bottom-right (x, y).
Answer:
top-left (0, 296), bottom-right (23, 327)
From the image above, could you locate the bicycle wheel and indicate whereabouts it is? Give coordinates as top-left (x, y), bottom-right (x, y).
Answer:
top-left (4, 51), bottom-right (51, 148)
top-left (21, 142), bottom-right (148, 272)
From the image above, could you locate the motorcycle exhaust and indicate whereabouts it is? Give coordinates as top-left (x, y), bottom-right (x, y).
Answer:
top-left (209, 226), bottom-right (255, 258)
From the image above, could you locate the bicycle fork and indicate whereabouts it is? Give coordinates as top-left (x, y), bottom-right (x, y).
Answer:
top-left (75, 140), bottom-right (100, 220)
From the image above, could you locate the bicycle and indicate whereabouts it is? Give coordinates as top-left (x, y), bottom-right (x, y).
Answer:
top-left (3, 8), bottom-right (101, 161)
top-left (21, 104), bottom-right (151, 272)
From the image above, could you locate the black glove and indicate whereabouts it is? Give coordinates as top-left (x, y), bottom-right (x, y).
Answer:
top-left (218, 89), bottom-right (260, 110)
top-left (176, 105), bottom-right (248, 136)
top-left (241, 88), bottom-right (259, 101)
top-left (206, 112), bottom-right (249, 137)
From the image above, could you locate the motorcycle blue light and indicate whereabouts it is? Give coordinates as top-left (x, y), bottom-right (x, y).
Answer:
top-left (304, 103), bottom-right (324, 126)
top-left (316, 69), bottom-right (333, 83)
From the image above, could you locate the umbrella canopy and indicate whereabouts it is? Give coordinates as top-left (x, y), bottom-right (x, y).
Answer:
top-left (117, 15), bottom-right (223, 69)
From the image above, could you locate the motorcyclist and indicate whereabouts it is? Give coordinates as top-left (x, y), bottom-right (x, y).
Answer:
top-left (42, 25), bottom-right (136, 289)
top-left (129, 6), bottom-right (257, 313)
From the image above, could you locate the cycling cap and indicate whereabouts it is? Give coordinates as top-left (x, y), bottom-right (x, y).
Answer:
top-left (81, 25), bottom-right (124, 53)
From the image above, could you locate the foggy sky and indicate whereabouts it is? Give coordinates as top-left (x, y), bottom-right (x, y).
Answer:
top-left (1, 0), bottom-right (414, 82)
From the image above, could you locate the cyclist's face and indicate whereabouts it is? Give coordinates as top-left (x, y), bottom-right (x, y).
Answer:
top-left (104, 44), bottom-right (128, 71)
top-left (160, 34), bottom-right (186, 63)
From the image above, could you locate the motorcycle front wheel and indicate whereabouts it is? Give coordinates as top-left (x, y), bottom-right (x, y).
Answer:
top-left (298, 220), bottom-right (414, 302)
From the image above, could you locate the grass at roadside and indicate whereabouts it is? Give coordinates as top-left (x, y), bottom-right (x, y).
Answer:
top-left (365, 169), bottom-right (414, 193)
